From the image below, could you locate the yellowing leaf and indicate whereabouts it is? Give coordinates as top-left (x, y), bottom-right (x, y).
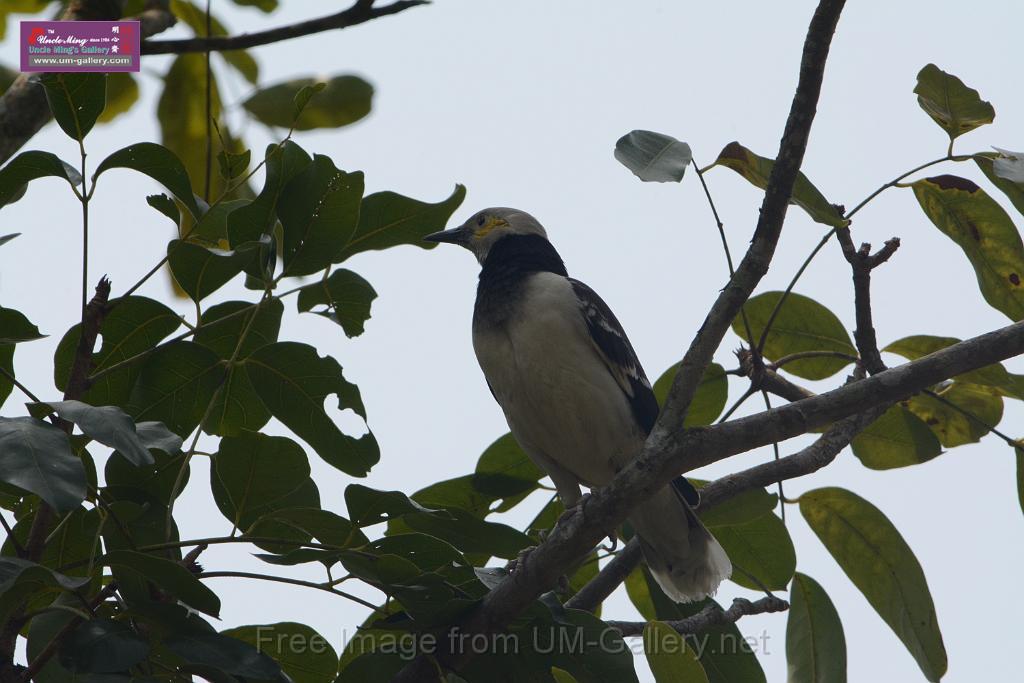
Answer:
top-left (712, 142), bottom-right (847, 227)
top-left (914, 64), bottom-right (994, 141)
top-left (911, 175), bottom-right (1024, 321)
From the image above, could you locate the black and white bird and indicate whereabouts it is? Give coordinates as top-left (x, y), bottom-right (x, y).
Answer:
top-left (425, 207), bottom-right (730, 602)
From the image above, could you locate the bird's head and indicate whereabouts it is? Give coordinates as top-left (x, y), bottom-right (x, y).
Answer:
top-left (424, 207), bottom-right (548, 264)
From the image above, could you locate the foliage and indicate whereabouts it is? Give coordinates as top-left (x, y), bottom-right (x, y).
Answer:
top-left (0, 3), bottom-right (1022, 682)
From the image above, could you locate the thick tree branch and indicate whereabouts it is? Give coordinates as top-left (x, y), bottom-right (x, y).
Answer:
top-left (141, 0), bottom-right (428, 54)
top-left (655, 0), bottom-right (846, 434)
top-left (568, 399), bottom-right (884, 613)
top-left (606, 596), bottom-right (790, 637)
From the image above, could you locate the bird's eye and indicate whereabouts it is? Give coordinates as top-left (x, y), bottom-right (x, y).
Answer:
top-left (477, 215), bottom-right (486, 227)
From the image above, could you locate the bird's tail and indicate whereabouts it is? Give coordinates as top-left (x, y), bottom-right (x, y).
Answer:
top-left (628, 483), bottom-right (731, 603)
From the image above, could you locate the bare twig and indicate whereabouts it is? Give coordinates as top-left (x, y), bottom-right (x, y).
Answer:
top-left (141, 0), bottom-right (429, 54)
top-left (606, 596), bottom-right (790, 637)
top-left (836, 227), bottom-right (900, 374)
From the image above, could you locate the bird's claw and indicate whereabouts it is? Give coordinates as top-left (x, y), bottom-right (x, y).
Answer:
top-left (557, 492), bottom-right (592, 525)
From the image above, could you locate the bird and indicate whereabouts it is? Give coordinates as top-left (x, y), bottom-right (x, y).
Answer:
top-left (424, 207), bottom-right (731, 602)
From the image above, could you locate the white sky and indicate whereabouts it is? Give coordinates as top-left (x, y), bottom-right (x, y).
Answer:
top-left (2, 1), bottom-right (1023, 681)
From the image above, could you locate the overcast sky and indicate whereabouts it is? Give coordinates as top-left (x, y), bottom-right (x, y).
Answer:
top-left (2, 1), bottom-right (1023, 681)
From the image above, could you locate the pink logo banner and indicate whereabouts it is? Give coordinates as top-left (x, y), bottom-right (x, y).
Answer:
top-left (21, 20), bottom-right (140, 72)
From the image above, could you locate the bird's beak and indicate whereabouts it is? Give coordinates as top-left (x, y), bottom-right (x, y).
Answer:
top-left (424, 225), bottom-right (470, 246)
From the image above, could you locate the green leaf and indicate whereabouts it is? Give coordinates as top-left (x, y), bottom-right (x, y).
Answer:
top-left (0, 233), bottom-right (19, 247)
top-left (0, 417), bottom-right (85, 512)
top-left (211, 432), bottom-right (318, 531)
top-left (706, 511), bottom-right (795, 591)
top-left (243, 75), bottom-right (373, 130)
top-left (58, 619), bottom-right (149, 674)
top-left (96, 143), bottom-right (201, 219)
top-left (800, 487), bottom-right (946, 681)
top-left (786, 572), bottom-right (846, 683)
top-left (147, 193), bottom-right (180, 226)
top-left (196, 299), bottom-right (282, 436)
top-left (698, 486), bottom-right (778, 527)
top-left (105, 448), bottom-right (189, 505)
top-left (403, 507), bottom-right (532, 560)
top-left (653, 362), bottom-right (728, 427)
top-left (614, 130), bottom-right (693, 183)
top-left (221, 622), bottom-right (337, 683)
top-left (551, 669), bottom-right (579, 683)
top-left (126, 341), bottom-right (224, 438)
top-left (913, 178), bottom-right (1024, 321)
top-left (167, 240), bottom-right (248, 301)
top-left (345, 484), bottom-right (438, 526)
top-left (905, 382), bottom-right (1003, 447)
top-left (0, 558), bottom-right (88, 630)
top-left (712, 142), bottom-right (847, 227)
top-left (248, 507), bottom-right (366, 554)
top-left (0, 306), bottom-right (44, 343)
top-left (190, 198), bottom-right (252, 243)
top-left (293, 82), bottom-right (326, 120)
top-left (914, 64), bottom-right (994, 141)
top-left (472, 433), bottom-right (544, 501)
top-left (976, 152), bottom-right (1024, 217)
top-left (884, 334), bottom-right (1024, 397)
top-left (644, 621), bottom-right (709, 683)
top-left (30, 400), bottom-right (154, 467)
top-left (41, 73), bottom-right (106, 141)
top-left (911, 175), bottom-right (1024, 320)
top-left (297, 268), bottom-right (377, 337)
top-left (734, 291), bottom-right (856, 379)
top-left (163, 629), bottom-right (281, 679)
top-left (97, 72), bottom-right (139, 124)
top-left (195, 299), bottom-right (282, 359)
top-left (277, 155), bottom-right (364, 276)
top-left (850, 405), bottom-right (942, 470)
top-left (0, 150), bottom-right (81, 208)
top-left (369, 534), bottom-right (467, 572)
top-left (54, 296), bottom-right (182, 408)
top-left (245, 341), bottom-right (378, 476)
top-left (334, 185), bottom-right (466, 263)
top-left (0, 344), bottom-right (13, 408)
top-left (104, 550), bottom-right (220, 617)
top-left (216, 148), bottom-right (250, 180)
top-left (227, 141), bottom-right (312, 247)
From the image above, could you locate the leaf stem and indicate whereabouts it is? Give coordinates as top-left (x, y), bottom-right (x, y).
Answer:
top-left (0, 365), bottom-right (42, 403)
top-left (198, 571), bottom-right (379, 610)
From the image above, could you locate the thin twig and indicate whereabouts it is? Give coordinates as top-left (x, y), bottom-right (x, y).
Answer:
top-left (605, 596), bottom-right (789, 637)
top-left (198, 571), bottom-right (379, 610)
top-left (142, 0), bottom-right (429, 54)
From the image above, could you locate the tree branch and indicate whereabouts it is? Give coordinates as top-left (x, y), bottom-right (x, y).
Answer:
top-left (567, 398), bottom-right (884, 613)
top-left (836, 226), bottom-right (900, 374)
top-left (605, 596), bottom-right (790, 637)
top-left (141, 0), bottom-right (429, 54)
top-left (654, 0), bottom-right (846, 435)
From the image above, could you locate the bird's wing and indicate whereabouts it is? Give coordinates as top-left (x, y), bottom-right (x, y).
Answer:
top-left (569, 278), bottom-right (659, 434)
top-left (569, 278), bottom-right (700, 507)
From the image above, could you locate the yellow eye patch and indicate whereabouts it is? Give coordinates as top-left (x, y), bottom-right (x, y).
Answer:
top-left (473, 217), bottom-right (508, 239)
